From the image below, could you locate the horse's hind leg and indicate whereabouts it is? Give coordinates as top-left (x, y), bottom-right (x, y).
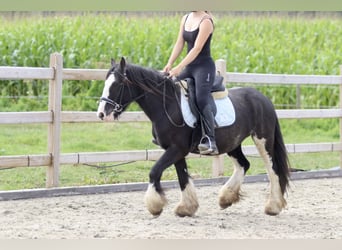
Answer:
top-left (219, 145), bottom-right (250, 209)
top-left (174, 158), bottom-right (199, 217)
top-left (253, 136), bottom-right (287, 215)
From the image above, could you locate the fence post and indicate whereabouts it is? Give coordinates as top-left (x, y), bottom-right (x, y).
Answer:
top-left (211, 59), bottom-right (227, 177)
top-left (340, 65), bottom-right (342, 170)
top-left (296, 85), bottom-right (301, 108)
top-left (46, 53), bottom-right (63, 188)
top-left (216, 59), bottom-right (227, 83)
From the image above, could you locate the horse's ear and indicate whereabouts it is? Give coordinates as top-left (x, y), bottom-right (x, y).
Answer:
top-left (120, 57), bottom-right (126, 71)
top-left (111, 58), bottom-right (115, 66)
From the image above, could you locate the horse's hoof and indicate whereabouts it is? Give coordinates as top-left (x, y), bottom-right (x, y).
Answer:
top-left (144, 184), bottom-right (167, 217)
top-left (264, 206), bottom-right (281, 216)
top-left (219, 200), bottom-right (233, 209)
top-left (218, 187), bottom-right (240, 209)
top-left (264, 198), bottom-right (286, 216)
top-left (174, 179), bottom-right (199, 217)
top-left (174, 202), bottom-right (199, 217)
top-left (151, 209), bottom-right (163, 217)
top-left (146, 201), bottom-right (166, 217)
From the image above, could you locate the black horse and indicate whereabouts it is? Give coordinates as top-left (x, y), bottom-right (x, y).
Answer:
top-left (97, 58), bottom-right (290, 217)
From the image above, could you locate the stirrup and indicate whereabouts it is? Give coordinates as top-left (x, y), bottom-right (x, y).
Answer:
top-left (198, 135), bottom-right (218, 155)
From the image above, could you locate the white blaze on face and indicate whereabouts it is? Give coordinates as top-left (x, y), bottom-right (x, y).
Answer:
top-left (97, 73), bottom-right (115, 119)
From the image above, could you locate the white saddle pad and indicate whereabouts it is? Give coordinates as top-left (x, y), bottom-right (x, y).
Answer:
top-left (180, 93), bottom-right (236, 128)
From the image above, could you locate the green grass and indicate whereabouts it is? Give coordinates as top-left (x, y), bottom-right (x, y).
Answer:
top-left (0, 118), bottom-right (340, 190)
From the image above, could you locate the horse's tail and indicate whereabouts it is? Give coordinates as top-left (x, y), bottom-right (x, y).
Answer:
top-left (273, 119), bottom-right (290, 194)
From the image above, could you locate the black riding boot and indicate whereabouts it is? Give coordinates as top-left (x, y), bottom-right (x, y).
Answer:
top-left (198, 106), bottom-right (218, 155)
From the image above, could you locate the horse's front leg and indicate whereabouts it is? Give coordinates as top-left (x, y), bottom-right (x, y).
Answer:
top-left (144, 146), bottom-right (184, 217)
top-left (174, 158), bottom-right (199, 217)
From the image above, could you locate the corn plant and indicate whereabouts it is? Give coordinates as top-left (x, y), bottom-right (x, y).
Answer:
top-left (0, 13), bottom-right (342, 111)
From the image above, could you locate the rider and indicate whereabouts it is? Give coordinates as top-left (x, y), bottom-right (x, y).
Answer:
top-left (163, 11), bottom-right (218, 155)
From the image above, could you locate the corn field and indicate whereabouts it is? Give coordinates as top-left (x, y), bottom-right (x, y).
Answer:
top-left (1, 12), bottom-right (342, 111)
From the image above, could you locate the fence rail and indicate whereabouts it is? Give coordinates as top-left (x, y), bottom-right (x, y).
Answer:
top-left (0, 53), bottom-right (342, 188)
top-left (2, 108), bottom-right (342, 125)
top-left (226, 72), bottom-right (342, 85)
top-left (1, 142), bottom-right (342, 170)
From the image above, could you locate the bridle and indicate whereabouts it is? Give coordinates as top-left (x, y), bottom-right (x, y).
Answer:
top-left (99, 71), bottom-right (145, 116)
top-left (100, 69), bottom-right (185, 127)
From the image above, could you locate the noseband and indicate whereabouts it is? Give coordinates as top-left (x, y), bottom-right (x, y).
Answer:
top-left (100, 96), bottom-right (123, 113)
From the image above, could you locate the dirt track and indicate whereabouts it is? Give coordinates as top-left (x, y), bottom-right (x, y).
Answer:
top-left (0, 177), bottom-right (341, 239)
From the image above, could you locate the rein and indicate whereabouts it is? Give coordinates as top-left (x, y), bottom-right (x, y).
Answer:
top-left (162, 78), bottom-right (185, 127)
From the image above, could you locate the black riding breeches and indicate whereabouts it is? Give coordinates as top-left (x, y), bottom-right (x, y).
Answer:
top-left (178, 58), bottom-right (217, 115)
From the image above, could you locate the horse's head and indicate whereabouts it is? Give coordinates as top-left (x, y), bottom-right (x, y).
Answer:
top-left (97, 57), bottom-right (174, 122)
top-left (97, 57), bottom-right (131, 121)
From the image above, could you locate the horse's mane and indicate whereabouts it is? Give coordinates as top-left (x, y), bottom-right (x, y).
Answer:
top-left (125, 63), bottom-right (175, 97)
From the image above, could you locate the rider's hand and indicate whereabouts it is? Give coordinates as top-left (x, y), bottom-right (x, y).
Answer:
top-left (169, 64), bottom-right (183, 78)
top-left (163, 63), bottom-right (172, 73)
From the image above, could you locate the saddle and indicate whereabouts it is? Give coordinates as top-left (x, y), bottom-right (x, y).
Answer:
top-left (177, 75), bottom-right (234, 153)
top-left (178, 74), bottom-right (228, 124)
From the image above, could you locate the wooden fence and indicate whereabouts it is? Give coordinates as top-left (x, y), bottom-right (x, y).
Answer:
top-left (0, 53), bottom-right (342, 188)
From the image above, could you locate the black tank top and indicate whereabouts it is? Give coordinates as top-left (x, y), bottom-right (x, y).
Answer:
top-left (183, 15), bottom-right (213, 65)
